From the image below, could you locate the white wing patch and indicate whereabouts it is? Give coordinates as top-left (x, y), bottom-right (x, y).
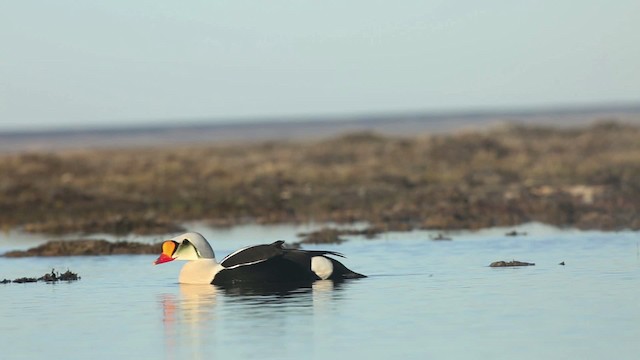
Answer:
top-left (311, 256), bottom-right (334, 280)
top-left (222, 258), bottom-right (269, 270)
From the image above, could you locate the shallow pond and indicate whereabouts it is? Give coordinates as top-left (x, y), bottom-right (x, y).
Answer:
top-left (1, 223), bottom-right (639, 359)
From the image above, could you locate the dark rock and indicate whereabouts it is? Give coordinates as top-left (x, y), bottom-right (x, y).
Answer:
top-left (343, 226), bottom-right (384, 239)
top-left (296, 226), bottom-right (384, 244)
top-left (429, 233), bottom-right (452, 241)
top-left (490, 260), bottom-right (535, 267)
top-left (297, 228), bottom-right (346, 244)
top-left (505, 230), bottom-right (527, 236)
top-left (558, 261), bottom-right (565, 266)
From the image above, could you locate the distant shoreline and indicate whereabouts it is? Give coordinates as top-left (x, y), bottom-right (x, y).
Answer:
top-left (2, 103), bottom-right (639, 153)
top-left (2, 119), bottom-right (640, 236)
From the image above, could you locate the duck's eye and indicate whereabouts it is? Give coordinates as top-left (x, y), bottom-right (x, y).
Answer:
top-left (179, 239), bottom-right (200, 257)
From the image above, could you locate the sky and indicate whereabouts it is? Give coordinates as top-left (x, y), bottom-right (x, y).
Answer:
top-left (1, 1), bottom-right (639, 131)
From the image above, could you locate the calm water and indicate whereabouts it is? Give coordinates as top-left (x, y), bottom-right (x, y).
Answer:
top-left (1, 223), bottom-right (639, 360)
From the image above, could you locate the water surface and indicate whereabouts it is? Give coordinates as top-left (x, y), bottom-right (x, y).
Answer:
top-left (1, 223), bottom-right (639, 359)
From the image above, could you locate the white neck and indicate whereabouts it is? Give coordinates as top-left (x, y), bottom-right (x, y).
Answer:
top-left (178, 259), bottom-right (222, 285)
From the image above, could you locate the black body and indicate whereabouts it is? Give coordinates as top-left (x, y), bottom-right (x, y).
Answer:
top-left (211, 241), bottom-right (365, 286)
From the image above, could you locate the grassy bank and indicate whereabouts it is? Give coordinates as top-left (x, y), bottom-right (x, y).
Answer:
top-left (2, 121), bottom-right (640, 235)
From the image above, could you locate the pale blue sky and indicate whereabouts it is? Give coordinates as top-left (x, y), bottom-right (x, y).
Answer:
top-left (1, 1), bottom-right (639, 131)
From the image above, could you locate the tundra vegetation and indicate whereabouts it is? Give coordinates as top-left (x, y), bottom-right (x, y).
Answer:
top-left (1, 121), bottom-right (639, 236)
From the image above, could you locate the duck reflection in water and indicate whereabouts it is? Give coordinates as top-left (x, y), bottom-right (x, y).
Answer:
top-left (216, 278), bottom-right (348, 302)
top-left (161, 279), bottom-right (347, 324)
top-left (160, 284), bottom-right (218, 359)
top-left (159, 280), bottom-right (351, 359)
top-left (172, 284), bottom-right (218, 322)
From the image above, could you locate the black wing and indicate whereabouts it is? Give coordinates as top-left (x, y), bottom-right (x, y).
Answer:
top-left (219, 241), bottom-right (285, 268)
top-left (215, 241), bottom-right (365, 285)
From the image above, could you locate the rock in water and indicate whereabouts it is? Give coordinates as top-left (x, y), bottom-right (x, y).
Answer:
top-left (489, 260), bottom-right (535, 267)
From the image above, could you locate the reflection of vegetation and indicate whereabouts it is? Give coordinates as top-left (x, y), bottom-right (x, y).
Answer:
top-left (2, 121), bottom-right (640, 234)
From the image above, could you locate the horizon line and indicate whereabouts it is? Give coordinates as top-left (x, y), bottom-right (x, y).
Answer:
top-left (2, 100), bottom-right (639, 136)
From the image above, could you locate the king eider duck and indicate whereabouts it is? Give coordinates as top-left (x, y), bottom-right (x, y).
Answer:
top-left (153, 232), bottom-right (366, 285)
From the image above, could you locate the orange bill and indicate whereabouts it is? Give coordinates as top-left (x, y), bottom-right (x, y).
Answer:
top-left (153, 241), bottom-right (177, 265)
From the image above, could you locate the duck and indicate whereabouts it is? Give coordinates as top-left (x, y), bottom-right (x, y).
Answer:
top-left (153, 232), bottom-right (366, 285)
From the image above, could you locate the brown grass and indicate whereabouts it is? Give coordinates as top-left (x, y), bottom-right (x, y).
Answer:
top-left (1, 120), bottom-right (640, 234)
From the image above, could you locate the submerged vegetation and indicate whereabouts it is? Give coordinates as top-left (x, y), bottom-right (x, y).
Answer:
top-left (2, 121), bottom-right (640, 235)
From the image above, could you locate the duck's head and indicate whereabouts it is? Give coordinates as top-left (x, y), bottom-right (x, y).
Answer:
top-left (153, 232), bottom-right (215, 265)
